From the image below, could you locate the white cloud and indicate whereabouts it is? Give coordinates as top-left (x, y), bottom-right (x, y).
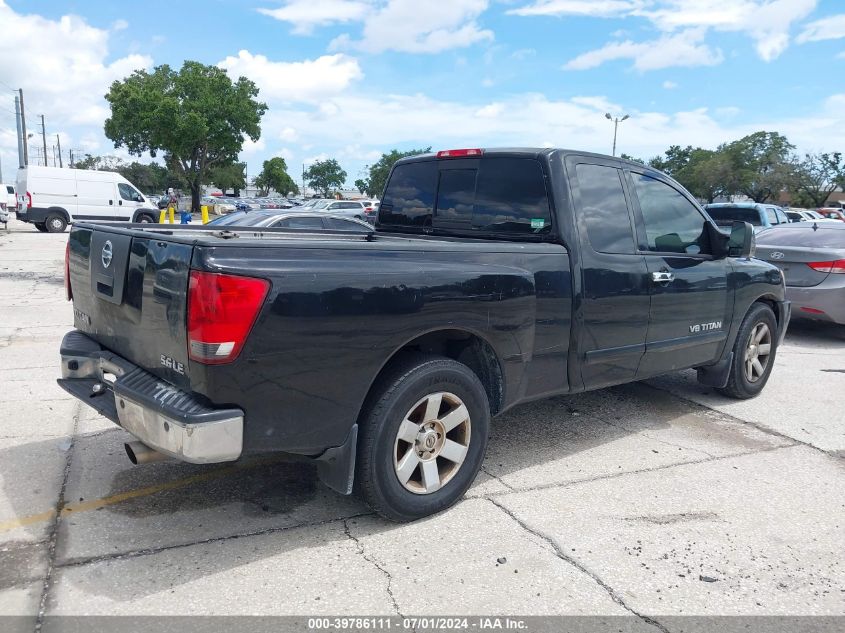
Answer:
top-left (331, 0), bottom-right (493, 54)
top-left (797, 14), bottom-right (845, 43)
top-left (507, 0), bottom-right (645, 18)
top-left (0, 1), bottom-right (152, 126)
top-left (257, 0), bottom-right (373, 35)
top-left (663, 80), bottom-right (678, 89)
top-left (279, 127), bottom-right (299, 142)
top-left (512, 0), bottom-right (817, 64)
top-left (217, 50), bottom-right (363, 102)
top-left (563, 28), bottom-right (723, 71)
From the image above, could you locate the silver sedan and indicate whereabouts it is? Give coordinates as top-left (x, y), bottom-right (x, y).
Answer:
top-left (755, 222), bottom-right (845, 325)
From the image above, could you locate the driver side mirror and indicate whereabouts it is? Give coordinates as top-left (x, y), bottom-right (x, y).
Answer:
top-left (727, 221), bottom-right (755, 258)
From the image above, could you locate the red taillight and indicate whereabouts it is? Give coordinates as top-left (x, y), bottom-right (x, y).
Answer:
top-left (436, 148), bottom-right (483, 158)
top-left (187, 271), bottom-right (270, 365)
top-left (800, 307), bottom-right (825, 314)
top-left (807, 260), bottom-right (845, 274)
top-left (64, 241), bottom-right (72, 301)
top-left (26, 192), bottom-right (32, 209)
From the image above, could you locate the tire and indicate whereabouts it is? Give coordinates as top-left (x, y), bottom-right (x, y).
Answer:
top-left (45, 213), bottom-right (67, 233)
top-left (717, 303), bottom-right (778, 399)
top-left (34, 223), bottom-right (48, 232)
top-left (356, 355), bottom-right (490, 522)
top-left (134, 212), bottom-right (156, 224)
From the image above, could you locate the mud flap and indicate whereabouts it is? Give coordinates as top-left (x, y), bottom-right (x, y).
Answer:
top-left (315, 424), bottom-right (358, 495)
top-left (696, 352), bottom-right (733, 388)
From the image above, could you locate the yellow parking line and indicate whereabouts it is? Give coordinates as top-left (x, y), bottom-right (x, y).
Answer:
top-left (0, 455), bottom-right (284, 534)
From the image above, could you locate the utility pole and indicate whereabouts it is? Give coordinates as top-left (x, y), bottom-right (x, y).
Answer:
top-left (19, 89), bottom-right (28, 166)
top-left (56, 135), bottom-right (63, 168)
top-left (604, 112), bottom-right (630, 157)
top-left (40, 115), bottom-right (48, 167)
top-left (302, 163), bottom-right (306, 198)
top-left (14, 96), bottom-right (24, 168)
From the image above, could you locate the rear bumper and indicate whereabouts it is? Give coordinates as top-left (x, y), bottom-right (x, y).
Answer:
top-left (786, 285), bottom-right (845, 325)
top-left (57, 330), bottom-right (243, 463)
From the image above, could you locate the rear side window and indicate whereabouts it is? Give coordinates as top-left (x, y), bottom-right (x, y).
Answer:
top-left (6, 186), bottom-right (13, 194)
top-left (765, 208), bottom-right (778, 224)
top-left (574, 164), bottom-right (636, 254)
top-left (379, 161), bottom-right (437, 227)
top-left (325, 217), bottom-right (371, 232)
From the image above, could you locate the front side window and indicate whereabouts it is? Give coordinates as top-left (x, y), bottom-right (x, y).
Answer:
top-left (118, 183), bottom-right (141, 202)
top-left (325, 217), bottom-right (371, 232)
top-left (632, 173), bottom-right (710, 255)
top-left (575, 163), bottom-right (636, 254)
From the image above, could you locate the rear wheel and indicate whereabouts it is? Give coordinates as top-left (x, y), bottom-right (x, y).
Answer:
top-left (356, 355), bottom-right (490, 522)
top-left (34, 223), bottom-right (48, 232)
top-left (717, 303), bottom-right (778, 399)
top-left (45, 213), bottom-right (67, 233)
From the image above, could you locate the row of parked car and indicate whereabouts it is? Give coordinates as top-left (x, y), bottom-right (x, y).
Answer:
top-left (703, 202), bottom-right (845, 231)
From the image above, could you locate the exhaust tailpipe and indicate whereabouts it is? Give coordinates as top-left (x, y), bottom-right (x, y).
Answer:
top-left (125, 441), bottom-right (169, 465)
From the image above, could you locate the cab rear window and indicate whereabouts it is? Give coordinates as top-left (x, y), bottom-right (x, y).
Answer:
top-left (705, 207), bottom-right (762, 226)
top-left (379, 157), bottom-right (552, 235)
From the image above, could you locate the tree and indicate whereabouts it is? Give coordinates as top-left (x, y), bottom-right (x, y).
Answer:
top-left (789, 152), bottom-right (845, 208)
top-left (361, 148), bottom-right (431, 199)
top-left (304, 159), bottom-right (347, 198)
top-left (209, 161), bottom-right (247, 196)
top-left (354, 178), bottom-right (368, 195)
top-left (104, 61), bottom-right (267, 211)
top-left (721, 131), bottom-right (795, 202)
top-left (619, 153), bottom-right (645, 165)
top-left (254, 157), bottom-right (299, 196)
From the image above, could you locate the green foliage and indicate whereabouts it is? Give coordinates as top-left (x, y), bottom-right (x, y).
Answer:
top-left (104, 60), bottom-right (267, 210)
top-left (209, 161), bottom-right (246, 196)
top-left (304, 158), bottom-right (347, 198)
top-left (255, 157), bottom-right (299, 196)
top-left (720, 131), bottom-right (795, 202)
top-left (790, 152), bottom-right (845, 208)
top-left (361, 148), bottom-right (431, 199)
top-left (71, 154), bottom-right (182, 194)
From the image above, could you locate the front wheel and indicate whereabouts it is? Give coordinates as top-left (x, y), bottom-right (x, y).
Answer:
top-left (135, 212), bottom-right (156, 224)
top-left (717, 303), bottom-right (778, 399)
top-left (356, 355), bottom-right (490, 522)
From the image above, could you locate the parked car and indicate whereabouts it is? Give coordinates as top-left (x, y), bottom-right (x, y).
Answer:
top-left (704, 202), bottom-right (789, 231)
top-left (817, 208), bottom-right (845, 222)
top-left (16, 165), bottom-right (158, 232)
top-left (756, 222), bottom-right (845, 324)
top-left (208, 210), bottom-right (373, 232)
top-left (58, 147), bottom-right (789, 522)
top-left (1, 183), bottom-right (17, 211)
top-left (312, 199), bottom-right (368, 221)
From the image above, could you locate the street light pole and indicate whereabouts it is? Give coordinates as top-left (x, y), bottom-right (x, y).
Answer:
top-left (604, 113), bottom-right (630, 157)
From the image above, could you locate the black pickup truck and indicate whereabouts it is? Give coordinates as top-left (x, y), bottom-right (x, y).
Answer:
top-left (58, 148), bottom-right (790, 521)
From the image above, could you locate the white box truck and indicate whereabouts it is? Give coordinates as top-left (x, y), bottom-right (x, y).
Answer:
top-left (15, 166), bottom-right (159, 232)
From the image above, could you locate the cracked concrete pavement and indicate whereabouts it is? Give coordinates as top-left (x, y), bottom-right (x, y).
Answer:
top-left (0, 218), bottom-right (843, 628)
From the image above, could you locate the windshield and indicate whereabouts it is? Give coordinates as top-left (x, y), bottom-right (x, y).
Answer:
top-left (705, 206), bottom-right (762, 226)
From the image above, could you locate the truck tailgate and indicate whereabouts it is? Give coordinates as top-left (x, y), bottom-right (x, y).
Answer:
top-left (67, 225), bottom-right (193, 391)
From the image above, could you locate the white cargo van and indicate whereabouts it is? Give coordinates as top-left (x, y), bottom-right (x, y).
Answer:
top-left (1, 183), bottom-right (16, 211)
top-left (15, 166), bottom-right (158, 233)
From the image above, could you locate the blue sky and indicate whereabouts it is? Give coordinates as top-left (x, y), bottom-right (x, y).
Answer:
top-left (1, 0), bottom-right (844, 189)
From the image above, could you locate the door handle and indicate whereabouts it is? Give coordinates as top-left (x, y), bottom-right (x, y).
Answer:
top-left (109, 200), bottom-right (113, 205)
top-left (652, 271), bottom-right (674, 283)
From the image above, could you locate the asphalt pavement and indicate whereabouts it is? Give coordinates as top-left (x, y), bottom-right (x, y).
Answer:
top-left (0, 218), bottom-right (842, 630)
